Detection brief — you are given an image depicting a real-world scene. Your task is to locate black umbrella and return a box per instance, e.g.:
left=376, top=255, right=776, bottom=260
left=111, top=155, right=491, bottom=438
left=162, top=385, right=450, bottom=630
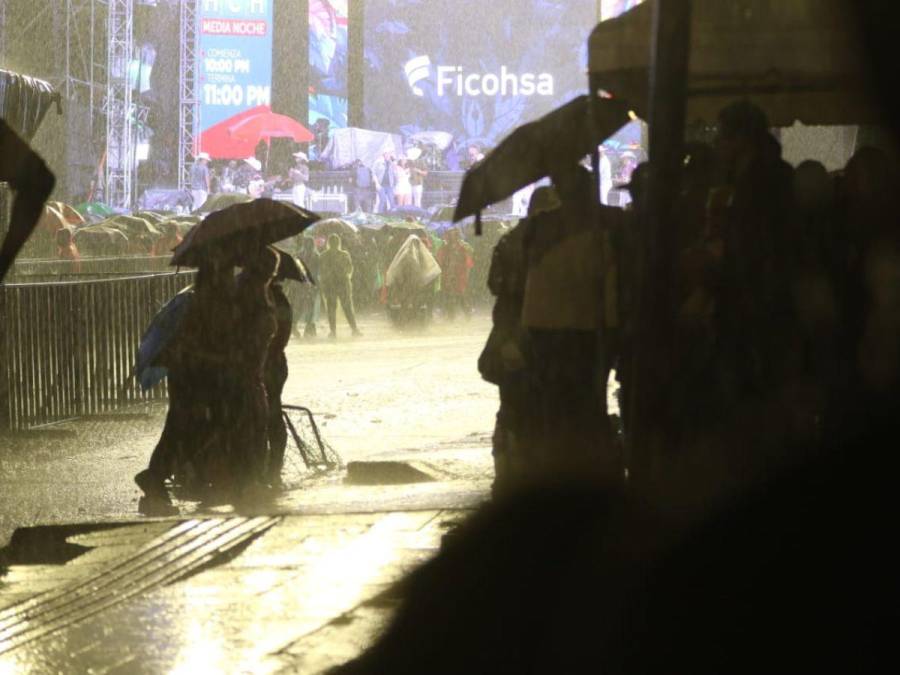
left=307, top=218, right=359, bottom=238
left=453, top=95, right=632, bottom=223
left=171, top=198, right=320, bottom=268
left=272, top=246, right=313, bottom=284
left=194, top=192, right=253, bottom=215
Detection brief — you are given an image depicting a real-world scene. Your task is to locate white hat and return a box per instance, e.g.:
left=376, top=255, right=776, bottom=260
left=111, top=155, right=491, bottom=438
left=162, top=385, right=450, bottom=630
left=292, top=151, right=309, bottom=162
left=244, top=157, right=262, bottom=171
left=406, top=147, right=423, bottom=161
left=197, top=152, right=210, bottom=161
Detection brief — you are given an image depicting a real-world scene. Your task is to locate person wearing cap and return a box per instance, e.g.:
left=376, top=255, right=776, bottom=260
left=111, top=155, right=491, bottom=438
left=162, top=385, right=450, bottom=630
left=191, top=152, right=211, bottom=210
left=290, top=151, right=310, bottom=208
left=233, top=157, right=261, bottom=193
left=244, top=157, right=265, bottom=198
left=408, top=147, right=428, bottom=208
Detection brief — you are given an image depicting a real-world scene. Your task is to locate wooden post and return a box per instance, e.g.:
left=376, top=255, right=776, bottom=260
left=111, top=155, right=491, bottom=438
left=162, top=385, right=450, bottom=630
left=625, top=0, right=692, bottom=484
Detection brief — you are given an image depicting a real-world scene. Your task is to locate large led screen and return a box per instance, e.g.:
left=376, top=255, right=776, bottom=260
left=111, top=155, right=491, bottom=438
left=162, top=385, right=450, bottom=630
left=310, top=0, right=350, bottom=134
left=198, top=0, right=274, bottom=159
left=363, top=0, right=596, bottom=164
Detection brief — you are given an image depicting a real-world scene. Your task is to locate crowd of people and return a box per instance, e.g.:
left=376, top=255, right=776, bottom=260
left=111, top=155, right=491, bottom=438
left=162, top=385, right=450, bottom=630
left=480, top=98, right=900, bottom=497
left=285, top=223, right=484, bottom=335
left=190, top=154, right=294, bottom=211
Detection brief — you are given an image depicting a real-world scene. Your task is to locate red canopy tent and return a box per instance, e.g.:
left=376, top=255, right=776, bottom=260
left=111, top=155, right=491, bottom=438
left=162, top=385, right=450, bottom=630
left=199, top=105, right=314, bottom=160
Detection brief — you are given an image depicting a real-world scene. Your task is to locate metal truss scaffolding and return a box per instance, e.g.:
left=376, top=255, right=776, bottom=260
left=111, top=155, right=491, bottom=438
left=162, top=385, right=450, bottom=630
left=65, top=0, right=106, bottom=140
left=179, top=0, right=200, bottom=192
left=105, top=0, right=134, bottom=210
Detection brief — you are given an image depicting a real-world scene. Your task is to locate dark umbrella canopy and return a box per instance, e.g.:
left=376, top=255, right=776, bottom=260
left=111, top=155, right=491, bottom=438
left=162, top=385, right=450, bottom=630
left=453, top=96, right=632, bottom=222
left=172, top=198, right=320, bottom=268
left=194, top=192, right=253, bottom=215
left=308, top=218, right=359, bottom=238
left=273, top=246, right=313, bottom=284
left=385, top=219, right=426, bottom=232
left=387, top=206, right=429, bottom=220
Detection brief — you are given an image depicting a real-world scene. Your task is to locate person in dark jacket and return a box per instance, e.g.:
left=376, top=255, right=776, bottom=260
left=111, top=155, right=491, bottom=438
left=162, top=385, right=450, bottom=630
left=265, top=255, right=294, bottom=487
left=223, top=247, right=279, bottom=493
left=135, top=253, right=236, bottom=506
left=479, top=187, right=558, bottom=496
left=297, top=237, right=321, bottom=338
left=319, top=233, right=361, bottom=338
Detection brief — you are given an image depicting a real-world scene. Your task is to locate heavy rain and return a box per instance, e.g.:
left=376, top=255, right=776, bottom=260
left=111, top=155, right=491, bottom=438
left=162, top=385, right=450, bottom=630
left=0, top=0, right=898, bottom=672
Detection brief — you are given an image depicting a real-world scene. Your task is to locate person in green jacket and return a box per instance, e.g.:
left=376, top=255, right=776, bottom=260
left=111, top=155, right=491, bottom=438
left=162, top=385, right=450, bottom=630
left=319, top=233, right=362, bottom=338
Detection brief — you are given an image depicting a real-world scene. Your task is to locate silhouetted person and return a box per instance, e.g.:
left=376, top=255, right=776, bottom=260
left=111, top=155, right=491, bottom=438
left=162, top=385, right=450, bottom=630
left=265, top=257, right=294, bottom=487
left=436, top=229, right=474, bottom=320
left=831, top=146, right=900, bottom=441
left=711, top=99, right=797, bottom=456
left=319, top=233, right=361, bottom=338
left=225, top=248, right=279, bottom=492
left=785, top=160, right=841, bottom=445
left=55, top=226, right=81, bottom=272
left=136, top=254, right=236, bottom=504
left=297, top=237, right=321, bottom=338
left=480, top=187, right=558, bottom=496
left=519, top=164, right=621, bottom=483
left=333, top=424, right=898, bottom=674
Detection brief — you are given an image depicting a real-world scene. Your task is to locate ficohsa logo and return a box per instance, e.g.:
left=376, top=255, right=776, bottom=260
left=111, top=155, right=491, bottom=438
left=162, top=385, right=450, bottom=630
left=404, top=55, right=554, bottom=98
left=404, top=56, right=432, bottom=97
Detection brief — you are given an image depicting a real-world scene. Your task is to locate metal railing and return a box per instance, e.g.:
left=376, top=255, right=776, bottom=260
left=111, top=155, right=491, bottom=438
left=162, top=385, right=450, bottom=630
left=0, top=270, right=195, bottom=431
left=6, top=255, right=174, bottom=281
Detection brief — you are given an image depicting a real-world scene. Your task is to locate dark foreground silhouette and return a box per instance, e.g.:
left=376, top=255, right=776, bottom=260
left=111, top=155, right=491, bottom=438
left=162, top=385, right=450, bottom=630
left=334, top=424, right=897, bottom=674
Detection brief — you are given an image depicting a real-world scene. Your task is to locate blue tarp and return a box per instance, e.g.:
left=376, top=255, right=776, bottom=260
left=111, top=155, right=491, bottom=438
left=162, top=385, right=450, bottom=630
left=136, top=288, right=194, bottom=390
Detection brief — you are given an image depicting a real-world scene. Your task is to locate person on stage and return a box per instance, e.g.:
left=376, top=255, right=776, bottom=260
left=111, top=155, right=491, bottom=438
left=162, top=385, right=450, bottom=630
left=290, top=151, right=310, bottom=208
left=373, top=152, right=397, bottom=213
left=394, top=159, right=413, bottom=207
left=190, top=152, right=211, bottom=210
left=410, top=152, right=429, bottom=208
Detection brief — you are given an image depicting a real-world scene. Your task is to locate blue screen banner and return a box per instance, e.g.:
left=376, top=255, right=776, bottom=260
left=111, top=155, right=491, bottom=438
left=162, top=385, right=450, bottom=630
left=198, top=0, right=274, bottom=158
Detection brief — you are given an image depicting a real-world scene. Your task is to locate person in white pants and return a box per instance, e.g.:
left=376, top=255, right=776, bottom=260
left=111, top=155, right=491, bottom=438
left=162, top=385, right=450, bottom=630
left=290, top=151, right=310, bottom=208
left=190, top=152, right=211, bottom=210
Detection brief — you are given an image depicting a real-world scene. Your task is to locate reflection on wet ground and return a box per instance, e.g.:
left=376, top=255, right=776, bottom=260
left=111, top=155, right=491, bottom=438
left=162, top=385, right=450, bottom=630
left=0, top=313, right=495, bottom=670
left=0, top=313, right=497, bottom=545
left=0, top=512, right=465, bottom=673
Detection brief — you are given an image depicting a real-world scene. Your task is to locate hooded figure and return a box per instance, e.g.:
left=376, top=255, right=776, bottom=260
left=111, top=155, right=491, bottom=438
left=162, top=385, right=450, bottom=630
left=385, top=234, right=442, bottom=324
left=319, top=233, right=361, bottom=338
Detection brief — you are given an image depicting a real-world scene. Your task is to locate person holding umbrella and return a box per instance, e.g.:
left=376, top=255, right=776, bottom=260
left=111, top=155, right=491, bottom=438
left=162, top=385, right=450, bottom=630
left=135, top=251, right=237, bottom=507
left=264, top=247, right=309, bottom=486
left=225, top=247, right=279, bottom=493
left=139, top=199, right=320, bottom=499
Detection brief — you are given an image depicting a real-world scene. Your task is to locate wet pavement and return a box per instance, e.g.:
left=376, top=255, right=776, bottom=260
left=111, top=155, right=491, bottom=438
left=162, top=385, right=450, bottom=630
left=0, top=312, right=496, bottom=671
left=0, top=312, right=497, bottom=546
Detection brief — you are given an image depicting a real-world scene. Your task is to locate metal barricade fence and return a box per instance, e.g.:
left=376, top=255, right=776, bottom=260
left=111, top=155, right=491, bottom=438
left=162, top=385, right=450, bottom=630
left=0, top=270, right=195, bottom=431
left=7, top=255, right=175, bottom=281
